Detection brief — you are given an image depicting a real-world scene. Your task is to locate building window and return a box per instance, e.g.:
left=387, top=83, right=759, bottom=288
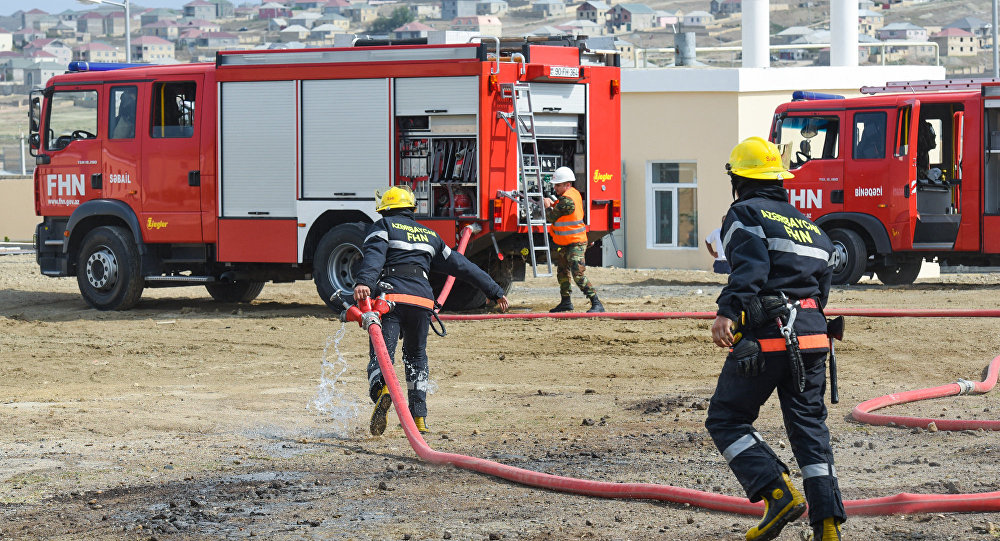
left=646, top=161, right=697, bottom=248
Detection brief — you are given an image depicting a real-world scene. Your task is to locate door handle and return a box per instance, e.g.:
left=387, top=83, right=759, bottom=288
left=188, top=170, right=200, bottom=187
left=91, top=173, right=102, bottom=190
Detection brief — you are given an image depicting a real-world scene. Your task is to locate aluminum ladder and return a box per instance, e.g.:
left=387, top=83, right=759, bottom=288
left=498, top=82, right=552, bottom=277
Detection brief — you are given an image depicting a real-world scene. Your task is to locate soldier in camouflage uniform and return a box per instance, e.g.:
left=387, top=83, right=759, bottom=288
left=543, top=167, right=604, bottom=313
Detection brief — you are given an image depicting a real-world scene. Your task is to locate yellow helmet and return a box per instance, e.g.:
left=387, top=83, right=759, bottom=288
left=375, top=185, right=416, bottom=212
left=726, top=136, right=794, bottom=180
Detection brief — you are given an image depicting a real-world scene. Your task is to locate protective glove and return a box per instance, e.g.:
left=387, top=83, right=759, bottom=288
left=729, top=338, right=763, bottom=377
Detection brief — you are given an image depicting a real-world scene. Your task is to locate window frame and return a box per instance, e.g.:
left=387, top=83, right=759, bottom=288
left=108, top=85, right=138, bottom=140
left=44, top=89, right=99, bottom=152
left=150, top=80, right=197, bottom=139
left=645, top=160, right=699, bottom=250
left=852, top=110, right=887, bottom=160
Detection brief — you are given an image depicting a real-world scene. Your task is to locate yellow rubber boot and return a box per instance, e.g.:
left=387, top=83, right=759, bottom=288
left=813, top=518, right=843, bottom=541
left=745, top=473, right=806, bottom=541
left=414, top=416, right=429, bottom=434
left=369, top=385, right=392, bottom=436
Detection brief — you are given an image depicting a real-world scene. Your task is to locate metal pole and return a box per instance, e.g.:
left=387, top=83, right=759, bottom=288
left=20, top=132, right=26, bottom=175
left=993, top=0, right=998, bottom=77
left=125, top=0, right=131, bottom=63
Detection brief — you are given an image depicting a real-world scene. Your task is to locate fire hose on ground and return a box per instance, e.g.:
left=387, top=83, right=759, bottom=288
left=341, top=296, right=1000, bottom=517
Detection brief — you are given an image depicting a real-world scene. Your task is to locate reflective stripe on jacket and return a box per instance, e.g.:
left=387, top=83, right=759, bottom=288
left=550, top=187, right=587, bottom=245
left=354, top=211, right=506, bottom=309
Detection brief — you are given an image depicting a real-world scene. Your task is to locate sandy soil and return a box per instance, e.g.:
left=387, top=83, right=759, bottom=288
left=1, top=253, right=999, bottom=541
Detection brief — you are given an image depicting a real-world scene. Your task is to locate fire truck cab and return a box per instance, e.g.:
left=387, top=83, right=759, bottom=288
left=770, top=81, right=1000, bottom=285
left=28, top=38, right=622, bottom=310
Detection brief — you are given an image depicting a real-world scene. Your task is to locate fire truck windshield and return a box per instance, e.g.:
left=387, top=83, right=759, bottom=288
left=776, top=115, right=840, bottom=169
left=46, top=90, right=98, bottom=151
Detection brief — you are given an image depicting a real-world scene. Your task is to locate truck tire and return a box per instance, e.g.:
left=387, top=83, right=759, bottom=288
left=205, top=280, right=265, bottom=303
left=314, top=223, right=366, bottom=310
left=76, top=225, right=144, bottom=311
left=828, top=228, right=867, bottom=286
left=435, top=254, right=513, bottom=311
left=876, top=258, right=921, bottom=286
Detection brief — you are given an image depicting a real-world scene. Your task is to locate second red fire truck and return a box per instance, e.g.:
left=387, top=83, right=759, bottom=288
left=771, top=80, right=1000, bottom=285
left=29, top=37, right=622, bottom=310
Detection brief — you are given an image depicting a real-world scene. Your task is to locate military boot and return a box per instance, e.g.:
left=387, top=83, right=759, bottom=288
left=369, top=385, right=392, bottom=436
left=549, top=296, right=573, bottom=313
left=745, top=473, right=806, bottom=541
left=812, top=518, right=843, bottom=541
left=587, top=295, right=605, bottom=313
left=414, top=416, right=429, bottom=434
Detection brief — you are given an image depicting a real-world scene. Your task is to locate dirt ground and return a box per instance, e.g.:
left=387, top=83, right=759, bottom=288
left=1, top=253, right=999, bottom=541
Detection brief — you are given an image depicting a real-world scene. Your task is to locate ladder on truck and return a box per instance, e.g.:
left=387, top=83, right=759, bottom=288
left=498, top=82, right=552, bottom=278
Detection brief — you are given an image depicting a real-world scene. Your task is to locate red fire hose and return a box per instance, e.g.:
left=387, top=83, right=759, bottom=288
left=438, top=308, right=1000, bottom=322
left=852, top=353, right=1000, bottom=431
left=434, top=224, right=479, bottom=312
left=344, top=298, right=1000, bottom=517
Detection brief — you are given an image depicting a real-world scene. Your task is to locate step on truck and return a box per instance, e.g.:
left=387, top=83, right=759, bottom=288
left=28, top=36, right=622, bottom=310
left=770, top=80, right=1000, bottom=285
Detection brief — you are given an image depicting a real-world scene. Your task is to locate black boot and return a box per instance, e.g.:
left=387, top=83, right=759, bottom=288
left=549, top=296, right=573, bottom=313
left=587, top=296, right=605, bottom=313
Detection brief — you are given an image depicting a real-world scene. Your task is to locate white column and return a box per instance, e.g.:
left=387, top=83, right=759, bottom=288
left=831, top=0, right=859, bottom=67
left=741, top=0, right=769, bottom=68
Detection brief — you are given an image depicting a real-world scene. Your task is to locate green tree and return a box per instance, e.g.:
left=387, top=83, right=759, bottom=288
left=368, top=7, right=415, bottom=34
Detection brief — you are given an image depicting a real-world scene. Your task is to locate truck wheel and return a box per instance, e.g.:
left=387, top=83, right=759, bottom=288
left=205, top=280, right=265, bottom=303
left=828, top=228, right=867, bottom=286
left=434, top=254, right=513, bottom=311
left=314, top=223, right=366, bottom=310
left=76, top=225, right=144, bottom=311
left=876, top=258, right=921, bottom=286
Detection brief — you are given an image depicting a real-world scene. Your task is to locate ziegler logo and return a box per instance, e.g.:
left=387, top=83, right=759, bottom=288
left=855, top=187, right=882, bottom=197
left=146, top=218, right=168, bottom=230
left=592, top=169, right=613, bottom=183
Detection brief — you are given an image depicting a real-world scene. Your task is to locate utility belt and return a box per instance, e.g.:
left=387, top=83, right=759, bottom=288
left=381, top=264, right=428, bottom=280
left=730, top=294, right=827, bottom=392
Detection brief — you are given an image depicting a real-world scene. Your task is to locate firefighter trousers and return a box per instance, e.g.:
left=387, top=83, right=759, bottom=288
left=705, top=348, right=846, bottom=526
left=367, top=303, right=431, bottom=419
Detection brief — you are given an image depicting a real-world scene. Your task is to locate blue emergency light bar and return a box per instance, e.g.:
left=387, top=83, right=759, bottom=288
left=792, top=90, right=845, bottom=101
left=68, top=61, right=150, bottom=72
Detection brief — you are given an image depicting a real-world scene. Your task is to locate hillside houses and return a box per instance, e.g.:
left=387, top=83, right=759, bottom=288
left=0, top=0, right=995, bottom=99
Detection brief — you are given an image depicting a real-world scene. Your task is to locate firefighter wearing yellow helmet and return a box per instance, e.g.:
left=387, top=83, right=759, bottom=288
left=354, top=185, right=509, bottom=436
left=705, top=137, right=845, bottom=541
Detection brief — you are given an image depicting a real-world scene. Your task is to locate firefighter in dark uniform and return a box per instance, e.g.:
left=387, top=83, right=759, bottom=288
left=543, top=166, right=605, bottom=313
left=354, top=186, right=509, bottom=436
left=705, top=137, right=845, bottom=541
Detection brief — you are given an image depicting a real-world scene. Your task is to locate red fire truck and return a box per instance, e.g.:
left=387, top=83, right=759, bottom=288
left=770, top=80, right=1000, bottom=286
left=28, top=38, right=622, bottom=310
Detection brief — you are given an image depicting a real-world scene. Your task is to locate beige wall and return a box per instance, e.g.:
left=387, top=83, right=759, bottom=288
left=0, top=177, right=37, bottom=242
left=622, top=91, right=737, bottom=270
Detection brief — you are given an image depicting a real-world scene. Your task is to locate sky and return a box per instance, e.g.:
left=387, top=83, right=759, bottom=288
left=1, top=0, right=245, bottom=16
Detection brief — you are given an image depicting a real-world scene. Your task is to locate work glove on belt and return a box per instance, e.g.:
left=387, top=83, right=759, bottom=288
left=740, top=295, right=807, bottom=391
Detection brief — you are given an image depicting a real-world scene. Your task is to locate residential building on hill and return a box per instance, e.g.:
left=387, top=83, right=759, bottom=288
left=931, top=27, right=978, bottom=57
left=610, top=4, right=656, bottom=33
left=131, top=35, right=175, bottom=62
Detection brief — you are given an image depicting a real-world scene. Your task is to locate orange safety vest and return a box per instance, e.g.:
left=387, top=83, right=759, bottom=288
left=550, top=187, right=588, bottom=245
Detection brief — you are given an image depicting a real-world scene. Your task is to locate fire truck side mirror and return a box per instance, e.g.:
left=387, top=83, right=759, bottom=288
left=28, top=95, right=41, bottom=156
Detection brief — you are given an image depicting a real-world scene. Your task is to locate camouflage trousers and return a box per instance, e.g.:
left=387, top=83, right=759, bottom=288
left=554, top=242, right=597, bottom=299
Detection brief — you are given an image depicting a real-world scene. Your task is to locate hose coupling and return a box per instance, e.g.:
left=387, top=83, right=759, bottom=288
left=955, top=378, right=975, bottom=395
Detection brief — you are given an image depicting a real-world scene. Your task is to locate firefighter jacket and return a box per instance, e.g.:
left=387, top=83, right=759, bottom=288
left=716, top=184, right=834, bottom=350
left=548, top=187, right=588, bottom=245
left=355, top=211, right=505, bottom=310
